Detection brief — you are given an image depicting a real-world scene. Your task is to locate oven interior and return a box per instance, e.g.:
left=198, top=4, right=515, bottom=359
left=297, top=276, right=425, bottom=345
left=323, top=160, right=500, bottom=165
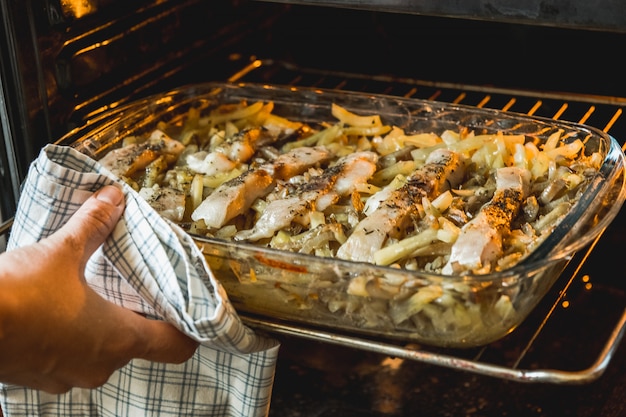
left=1, top=0, right=626, bottom=414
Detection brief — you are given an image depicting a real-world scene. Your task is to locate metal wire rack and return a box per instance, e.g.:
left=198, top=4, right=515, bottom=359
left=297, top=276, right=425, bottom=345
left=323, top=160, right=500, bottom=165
left=227, top=58, right=626, bottom=384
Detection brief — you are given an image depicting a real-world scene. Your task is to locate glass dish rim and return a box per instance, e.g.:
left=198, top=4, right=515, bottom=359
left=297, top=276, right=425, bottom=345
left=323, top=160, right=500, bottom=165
left=58, top=81, right=626, bottom=283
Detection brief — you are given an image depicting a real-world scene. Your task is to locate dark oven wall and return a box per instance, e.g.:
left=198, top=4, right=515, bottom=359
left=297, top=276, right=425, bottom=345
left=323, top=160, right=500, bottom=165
left=249, top=3, right=626, bottom=98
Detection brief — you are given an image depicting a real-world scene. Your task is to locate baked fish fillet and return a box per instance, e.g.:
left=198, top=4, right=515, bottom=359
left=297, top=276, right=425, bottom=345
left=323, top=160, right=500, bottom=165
left=337, top=148, right=466, bottom=263
left=186, top=127, right=285, bottom=176
left=235, top=151, right=379, bottom=242
left=442, top=166, right=531, bottom=275
left=191, top=146, right=333, bottom=229
left=99, top=130, right=185, bottom=177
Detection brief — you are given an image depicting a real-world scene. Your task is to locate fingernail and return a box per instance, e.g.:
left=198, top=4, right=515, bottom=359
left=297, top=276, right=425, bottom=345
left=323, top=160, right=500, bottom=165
left=95, top=185, right=124, bottom=206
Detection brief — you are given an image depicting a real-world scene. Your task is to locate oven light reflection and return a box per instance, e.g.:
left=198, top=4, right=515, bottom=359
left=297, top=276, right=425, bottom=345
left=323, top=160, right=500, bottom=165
left=61, top=0, right=96, bottom=19
left=380, top=356, right=404, bottom=371
left=582, top=274, right=593, bottom=290
left=561, top=275, right=594, bottom=309
left=373, top=357, right=405, bottom=414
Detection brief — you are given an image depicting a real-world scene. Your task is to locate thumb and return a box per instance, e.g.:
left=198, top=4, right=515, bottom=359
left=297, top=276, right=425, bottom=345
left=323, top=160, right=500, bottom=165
left=125, top=313, right=200, bottom=364
left=47, top=185, right=125, bottom=258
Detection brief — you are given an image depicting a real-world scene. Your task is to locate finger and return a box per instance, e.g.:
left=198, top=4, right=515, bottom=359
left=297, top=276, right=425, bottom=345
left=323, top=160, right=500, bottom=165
left=37, top=381, right=73, bottom=395
left=47, top=185, right=125, bottom=258
left=131, top=317, right=199, bottom=364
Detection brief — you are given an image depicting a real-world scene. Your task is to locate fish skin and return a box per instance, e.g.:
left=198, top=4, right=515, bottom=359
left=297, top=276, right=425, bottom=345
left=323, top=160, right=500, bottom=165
left=336, top=148, right=466, bottom=263
left=442, top=166, right=531, bottom=275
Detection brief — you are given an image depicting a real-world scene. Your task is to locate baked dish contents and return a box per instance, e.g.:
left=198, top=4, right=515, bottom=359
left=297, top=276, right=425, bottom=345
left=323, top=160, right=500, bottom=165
left=82, top=83, right=624, bottom=347
left=100, top=99, right=601, bottom=276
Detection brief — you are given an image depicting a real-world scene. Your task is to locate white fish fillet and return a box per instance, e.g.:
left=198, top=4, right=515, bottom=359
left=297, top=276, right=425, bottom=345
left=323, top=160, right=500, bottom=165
left=269, top=146, right=333, bottom=181
left=336, top=148, right=466, bottom=263
left=186, top=127, right=281, bottom=176
left=191, top=146, right=332, bottom=229
left=235, top=151, right=379, bottom=241
left=186, top=151, right=237, bottom=176
left=138, top=186, right=187, bottom=223
left=442, top=166, right=531, bottom=275
left=99, top=130, right=185, bottom=177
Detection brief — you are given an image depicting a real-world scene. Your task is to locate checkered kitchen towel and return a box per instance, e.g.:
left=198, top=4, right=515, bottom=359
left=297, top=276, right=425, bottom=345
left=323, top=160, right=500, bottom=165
left=2, top=144, right=280, bottom=417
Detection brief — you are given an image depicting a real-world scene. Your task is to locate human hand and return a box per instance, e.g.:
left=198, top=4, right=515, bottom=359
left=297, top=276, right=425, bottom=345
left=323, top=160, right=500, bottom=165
left=0, top=185, right=199, bottom=393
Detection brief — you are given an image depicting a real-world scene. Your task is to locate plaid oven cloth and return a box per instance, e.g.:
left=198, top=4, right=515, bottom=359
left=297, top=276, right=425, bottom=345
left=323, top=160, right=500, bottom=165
left=2, top=144, right=280, bottom=417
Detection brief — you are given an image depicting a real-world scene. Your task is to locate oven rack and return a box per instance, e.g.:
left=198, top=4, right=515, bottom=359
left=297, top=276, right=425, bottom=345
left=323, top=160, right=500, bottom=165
left=241, top=308, right=626, bottom=384
left=227, top=58, right=626, bottom=385
left=237, top=230, right=626, bottom=385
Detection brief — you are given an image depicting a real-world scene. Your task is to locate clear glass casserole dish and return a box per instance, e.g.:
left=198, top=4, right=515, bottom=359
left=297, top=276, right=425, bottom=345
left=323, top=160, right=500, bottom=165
left=58, top=82, right=626, bottom=348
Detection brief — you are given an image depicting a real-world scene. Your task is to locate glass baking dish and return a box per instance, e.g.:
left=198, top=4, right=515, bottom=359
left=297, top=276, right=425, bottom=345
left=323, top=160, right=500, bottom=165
left=59, top=82, right=626, bottom=348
